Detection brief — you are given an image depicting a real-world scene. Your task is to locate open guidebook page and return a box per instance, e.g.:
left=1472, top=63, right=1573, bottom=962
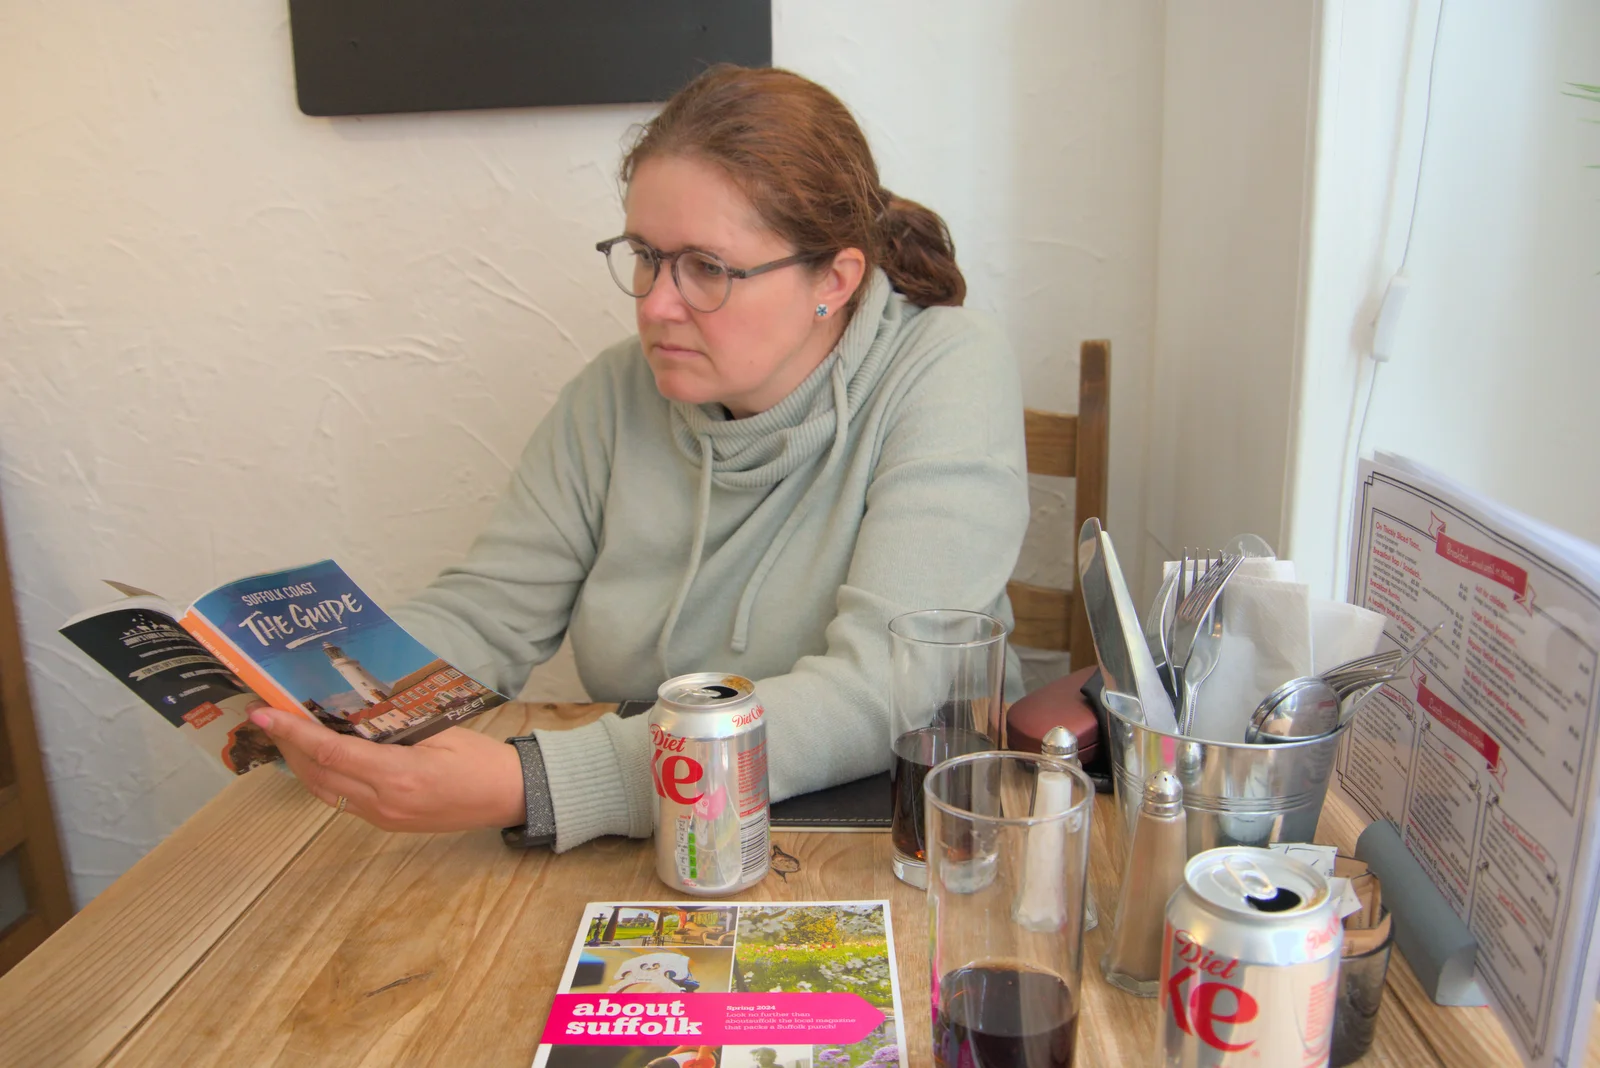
left=61, top=559, right=505, bottom=773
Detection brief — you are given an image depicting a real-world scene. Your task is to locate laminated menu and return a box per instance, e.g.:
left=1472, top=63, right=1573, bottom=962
left=1339, top=453, right=1600, bottom=1067
left=60, top=560, right=505, bottom=773
left=533, top=900, right=906, bottom=1068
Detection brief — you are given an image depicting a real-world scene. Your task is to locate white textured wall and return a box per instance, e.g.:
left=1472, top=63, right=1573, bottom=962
left=1283, top=0, right=1600, bottom=594
left=1, top=0, right=1163, bottom=905
left=1138, top=0, right=1320, bottom=601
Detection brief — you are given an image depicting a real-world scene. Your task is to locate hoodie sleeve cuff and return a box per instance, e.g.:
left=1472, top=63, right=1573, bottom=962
left=533, top=714, right=656, bottom=851
left=500, top=734, right=558, bottom=848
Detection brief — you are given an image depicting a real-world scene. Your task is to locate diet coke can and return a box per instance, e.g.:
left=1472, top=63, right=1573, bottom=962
left=648, top=673, right=770, bottom=896
left=1160, top=847, right=1342, bottom=1067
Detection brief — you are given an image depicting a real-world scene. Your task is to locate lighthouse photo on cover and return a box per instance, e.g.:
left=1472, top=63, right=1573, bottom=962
left=191, top=559, right=506, bottom=744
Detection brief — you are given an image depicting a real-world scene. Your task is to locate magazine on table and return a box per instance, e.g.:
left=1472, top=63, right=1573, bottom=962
left=1338, top=453, right=1600, bottom=1067
left=533, top=900, right=906, bottom=1068
left=60, top=559, right=506, bottom=774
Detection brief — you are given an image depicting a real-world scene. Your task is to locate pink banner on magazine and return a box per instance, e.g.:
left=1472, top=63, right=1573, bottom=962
left=541, top=992, right=885, bottom=1045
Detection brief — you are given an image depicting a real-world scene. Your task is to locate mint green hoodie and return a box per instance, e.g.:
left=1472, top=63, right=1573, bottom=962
left=391, top=270, right=1028, bottom=850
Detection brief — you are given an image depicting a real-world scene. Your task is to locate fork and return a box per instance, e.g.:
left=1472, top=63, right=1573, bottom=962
left=1166, top=548, right=1203, bottom=679
left=1165, top=548, right=1202, bottom=699
left=1171, top=550, right=1244, bottom=734
left=1168, top=549, right=1215, bottom=677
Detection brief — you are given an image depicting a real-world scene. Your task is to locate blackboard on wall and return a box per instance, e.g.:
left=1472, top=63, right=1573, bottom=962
left=288, top=1, right=772, bottom=117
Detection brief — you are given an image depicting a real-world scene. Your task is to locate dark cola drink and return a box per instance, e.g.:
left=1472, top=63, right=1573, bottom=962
left=889, top=725, right=993, bottom=863
left=933, top=964, right=1079, bottom=1068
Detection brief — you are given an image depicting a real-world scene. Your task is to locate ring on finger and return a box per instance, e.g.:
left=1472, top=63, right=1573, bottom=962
left=334, top=794, right=348, bottom=815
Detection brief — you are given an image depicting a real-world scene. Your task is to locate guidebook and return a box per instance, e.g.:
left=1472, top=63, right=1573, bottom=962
left=60, top=560, right=506, bottom=774
left=534, top=900, right=906, bottom=1068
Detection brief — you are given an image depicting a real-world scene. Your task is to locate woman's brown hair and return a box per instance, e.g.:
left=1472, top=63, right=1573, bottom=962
left=620, top=65, right=966, bottom=310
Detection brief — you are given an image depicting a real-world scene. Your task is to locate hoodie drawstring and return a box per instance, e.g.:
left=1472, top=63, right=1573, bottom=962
left=658, top=432, right=715, bottom=675
left=729, top=361, right=852, bottom=653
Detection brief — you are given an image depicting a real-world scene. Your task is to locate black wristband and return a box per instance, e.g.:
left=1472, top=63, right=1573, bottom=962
left=501, top=734, right=558, bottom=848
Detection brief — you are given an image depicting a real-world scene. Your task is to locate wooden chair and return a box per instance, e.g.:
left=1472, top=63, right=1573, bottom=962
left=0, top=494, right=75, bottom=976
left=1006, top=339, right=1110, bottom=670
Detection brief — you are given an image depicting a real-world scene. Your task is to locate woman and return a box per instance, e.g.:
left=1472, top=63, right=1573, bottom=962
left=248, top=65, right=1029, bottom=851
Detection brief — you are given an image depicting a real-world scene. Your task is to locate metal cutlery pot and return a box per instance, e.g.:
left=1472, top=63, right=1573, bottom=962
left=1106, top=697, right=1350, bottom=857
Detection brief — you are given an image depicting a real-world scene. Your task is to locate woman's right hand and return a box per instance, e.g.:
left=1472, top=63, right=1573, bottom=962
left=248, top=706, right=527, bottom=833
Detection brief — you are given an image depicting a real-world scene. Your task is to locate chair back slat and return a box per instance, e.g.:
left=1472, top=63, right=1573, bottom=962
left=1007, top=580, right=1072, bottom=652
left=1011, top=339, right=1110, bottom=671
left=1022, top=409, right=1077, bottom=479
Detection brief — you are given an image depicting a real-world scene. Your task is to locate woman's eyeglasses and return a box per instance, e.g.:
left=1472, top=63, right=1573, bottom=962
left=596, top=235, right=814, bottom=313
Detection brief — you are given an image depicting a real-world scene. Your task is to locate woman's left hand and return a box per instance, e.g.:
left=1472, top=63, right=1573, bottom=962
left=248, top=706, right=527, bottom=833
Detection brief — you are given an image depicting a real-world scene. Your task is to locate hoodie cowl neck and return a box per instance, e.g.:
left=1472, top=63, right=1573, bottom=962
left=667, top=269, right=900, bottom=490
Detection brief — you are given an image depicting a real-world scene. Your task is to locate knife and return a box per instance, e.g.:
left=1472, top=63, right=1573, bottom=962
left=1077, top=518, right=1181, bottom=734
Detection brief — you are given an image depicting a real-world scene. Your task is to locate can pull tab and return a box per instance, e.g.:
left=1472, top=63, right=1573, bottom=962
left=687, top=685, right=740, bottom=700
left=1221, top=856, right=1276, bottom=898
left=1221, top=856, right=1303, bottom=913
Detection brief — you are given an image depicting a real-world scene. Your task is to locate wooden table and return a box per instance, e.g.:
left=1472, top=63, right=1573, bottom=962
left=0, top=702, right=1593, bottom=1066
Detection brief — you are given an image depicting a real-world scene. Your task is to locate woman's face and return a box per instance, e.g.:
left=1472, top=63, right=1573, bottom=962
left=624, top=154, right=862, bottom=418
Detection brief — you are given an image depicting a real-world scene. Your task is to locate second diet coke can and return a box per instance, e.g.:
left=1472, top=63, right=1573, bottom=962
left=1160, top=847, right=1342, bottom=1067
left=648, top=673, right=770, bottom=896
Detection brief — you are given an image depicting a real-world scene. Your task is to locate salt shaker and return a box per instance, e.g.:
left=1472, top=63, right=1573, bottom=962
left=1101, top=769, right=1186, bottom=996
left=1011, top=728, right=1087, bottom=931
left=1039, top=726, right=1097, bottom=931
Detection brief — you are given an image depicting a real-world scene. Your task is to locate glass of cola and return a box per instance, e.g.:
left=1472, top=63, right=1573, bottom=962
left=926, top=750, right=1094, bottom=1068
left=887, top=609, right=1006, bottom=888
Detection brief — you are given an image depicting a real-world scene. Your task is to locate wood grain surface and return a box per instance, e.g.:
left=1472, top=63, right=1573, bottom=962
left=1007, top=579, right=1074, bottom=652
left=0, top=765, right=335, bottom=1065
left=1069, top=340, right=1110, bottom=673
left=0, top=488, right=76, bottom=975
left=1, top=700, right=1594, bottom=1066
left=1022, top=408, right=1079, bottom=480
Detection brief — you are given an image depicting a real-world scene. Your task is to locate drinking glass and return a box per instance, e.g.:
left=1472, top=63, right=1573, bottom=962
left=1330, top=907, right=1393, bottom=1067
left=888, top=609, right=1006, bottom=888
left=926, top=751, right=1094, bottom=1068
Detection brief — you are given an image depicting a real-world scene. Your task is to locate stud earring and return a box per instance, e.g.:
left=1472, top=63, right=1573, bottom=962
left=815, top=304, right=829, bottom=318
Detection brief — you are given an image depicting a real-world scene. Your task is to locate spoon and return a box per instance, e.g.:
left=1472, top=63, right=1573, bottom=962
left=1245, top=678, right=1343, bottom=743
left=1224, top=532, right=1277, bottom=559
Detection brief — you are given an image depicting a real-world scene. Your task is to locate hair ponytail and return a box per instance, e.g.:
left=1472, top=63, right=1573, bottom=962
left=623, top=66, right=967, bottom=313
left=878, top=190, right=966, bottom=307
